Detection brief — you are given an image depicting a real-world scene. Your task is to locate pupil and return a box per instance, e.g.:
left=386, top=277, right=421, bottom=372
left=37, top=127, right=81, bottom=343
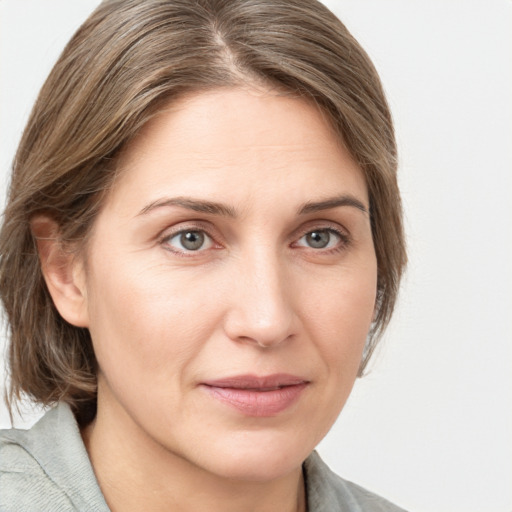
left=307, top=230, right=329, bottom=248
left=181, top=231, right=204, bottom=250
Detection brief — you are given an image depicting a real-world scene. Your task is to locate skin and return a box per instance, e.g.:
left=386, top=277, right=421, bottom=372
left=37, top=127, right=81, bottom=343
left=37, top=86, right=377, bottom=512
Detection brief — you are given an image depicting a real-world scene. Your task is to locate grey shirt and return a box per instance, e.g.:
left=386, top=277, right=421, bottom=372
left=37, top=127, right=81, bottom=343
left=1, top=403, right=407, bottom=511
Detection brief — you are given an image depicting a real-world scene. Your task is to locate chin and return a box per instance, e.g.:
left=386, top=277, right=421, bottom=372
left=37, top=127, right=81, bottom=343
left=193, top=430, right=315, bottom=482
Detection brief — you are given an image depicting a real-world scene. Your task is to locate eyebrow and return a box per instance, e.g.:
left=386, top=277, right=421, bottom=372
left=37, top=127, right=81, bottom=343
left=298, top=195, right=369, bottom=215
left=137, top=194, right=368, bottom=218
left=137, top=197, right=237, bottom=217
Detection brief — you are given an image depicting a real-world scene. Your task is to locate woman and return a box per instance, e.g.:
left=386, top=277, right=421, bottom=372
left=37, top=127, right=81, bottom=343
left=0, top=1, right=407, bottom=510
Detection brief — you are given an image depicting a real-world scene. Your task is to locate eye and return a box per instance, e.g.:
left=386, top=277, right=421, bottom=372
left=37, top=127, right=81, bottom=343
left=164, top=230, right=213, bottom=252
left=295, top=229, right=343, bottom=250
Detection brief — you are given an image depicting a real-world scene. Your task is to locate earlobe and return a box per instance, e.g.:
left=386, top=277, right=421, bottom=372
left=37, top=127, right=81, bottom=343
left=31, top=215, right=89, bottom=328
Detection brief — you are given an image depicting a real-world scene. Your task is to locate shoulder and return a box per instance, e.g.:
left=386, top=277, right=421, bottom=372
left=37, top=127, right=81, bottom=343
left=0, top=403, right=109, bottom=512
left=304, top=451, right=408, bottom=512
left=0, top=410, right=78, bottom=511
left=0, top=429, right=76, bottom=511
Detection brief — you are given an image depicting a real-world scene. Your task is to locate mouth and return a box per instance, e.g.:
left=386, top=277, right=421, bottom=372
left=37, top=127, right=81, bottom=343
left=200, top=374, right=310, bottom=417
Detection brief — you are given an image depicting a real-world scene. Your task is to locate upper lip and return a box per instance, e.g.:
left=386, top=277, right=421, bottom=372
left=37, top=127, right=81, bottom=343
left=201, top=374, right=309, bottom=390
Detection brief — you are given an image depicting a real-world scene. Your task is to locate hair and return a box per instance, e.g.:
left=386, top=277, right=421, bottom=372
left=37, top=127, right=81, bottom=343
left=0, top=0, right=406, bottom=424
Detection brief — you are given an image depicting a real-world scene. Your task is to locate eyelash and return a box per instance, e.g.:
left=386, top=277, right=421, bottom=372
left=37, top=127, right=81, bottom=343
left=159, top=223, right=219, bottom=257
left=294, top=226, right=350, bottom=255
left=158, top=223, right=351, bottom=257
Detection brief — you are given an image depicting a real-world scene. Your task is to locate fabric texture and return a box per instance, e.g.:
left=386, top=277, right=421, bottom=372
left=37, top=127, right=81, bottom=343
left=1, top=403, right=407, bottom=511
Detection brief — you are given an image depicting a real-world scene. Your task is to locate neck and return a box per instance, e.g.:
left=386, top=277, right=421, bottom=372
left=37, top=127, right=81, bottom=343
left=81, top=397, right=307, bottom=512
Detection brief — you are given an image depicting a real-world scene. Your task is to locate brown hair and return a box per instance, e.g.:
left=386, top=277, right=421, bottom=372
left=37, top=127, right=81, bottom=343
left=0, top=0, right=406, bottom=423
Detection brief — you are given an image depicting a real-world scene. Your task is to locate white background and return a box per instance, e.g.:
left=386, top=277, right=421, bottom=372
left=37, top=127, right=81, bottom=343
left=1, top=1, right=511, bottom=511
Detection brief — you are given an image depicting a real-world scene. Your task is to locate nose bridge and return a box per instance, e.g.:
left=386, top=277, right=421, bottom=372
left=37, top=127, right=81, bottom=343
left=224, top=244, right=295, bottom=347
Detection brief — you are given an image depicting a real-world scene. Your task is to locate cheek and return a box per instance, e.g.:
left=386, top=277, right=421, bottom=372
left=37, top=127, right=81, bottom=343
left=304, top=261, right=376, bottom=405
left=84, top=253, right=221, bottom=388
left=293, top=261, right=377, bottom=441
left=302, top=260, right=377, bottom=344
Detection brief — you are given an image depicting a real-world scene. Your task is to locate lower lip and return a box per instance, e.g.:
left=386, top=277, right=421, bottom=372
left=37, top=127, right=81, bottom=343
left=201, top=383, right=308, bottom=417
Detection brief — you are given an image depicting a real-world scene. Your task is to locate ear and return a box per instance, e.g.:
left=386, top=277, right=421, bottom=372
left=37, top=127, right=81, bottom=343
left=31, top=215, right=89, bottom=328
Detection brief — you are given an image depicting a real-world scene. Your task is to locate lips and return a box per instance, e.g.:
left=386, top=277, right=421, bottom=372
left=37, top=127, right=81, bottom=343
left=200, top=374, right=309, bottom=417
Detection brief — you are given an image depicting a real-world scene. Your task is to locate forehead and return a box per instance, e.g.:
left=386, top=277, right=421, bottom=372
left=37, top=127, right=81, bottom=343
left=108, top=87, right=368, bottom=214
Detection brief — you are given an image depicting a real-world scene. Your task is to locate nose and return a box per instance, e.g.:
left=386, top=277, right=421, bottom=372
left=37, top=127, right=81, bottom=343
left=222, top=251, right=297, bottom=348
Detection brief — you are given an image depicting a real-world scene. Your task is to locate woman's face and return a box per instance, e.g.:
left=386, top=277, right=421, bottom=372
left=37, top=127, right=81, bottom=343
left=79, top=87, right=377, bottom=481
